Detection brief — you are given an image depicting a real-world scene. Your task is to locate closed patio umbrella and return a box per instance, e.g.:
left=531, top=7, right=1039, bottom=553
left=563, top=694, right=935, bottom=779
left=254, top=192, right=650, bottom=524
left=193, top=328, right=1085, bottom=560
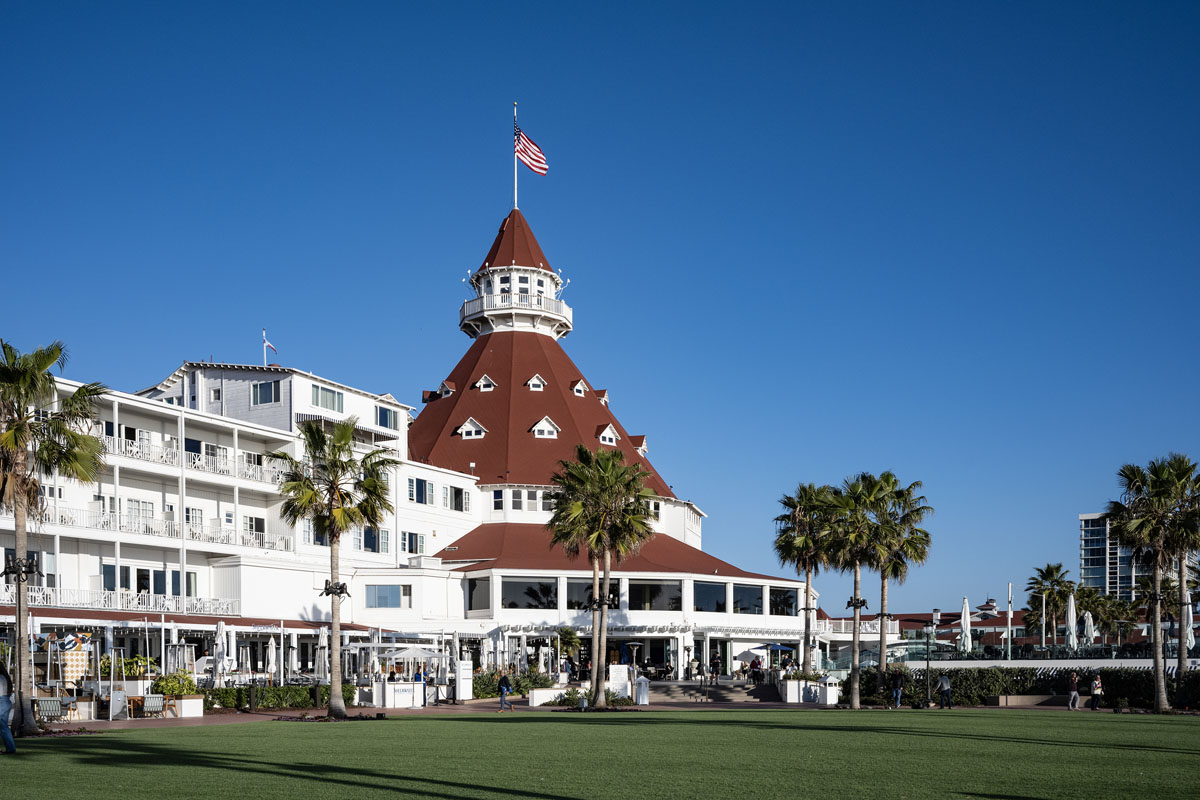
left=214, top=620, right=227, bottom=686
left=1185, top=602, right=1195, bottom=651
left=266, top=636, right=277, bottom=680
left=316, top=627, right=329, bottom=682
left=1065, top=594, right=1078, bottom=651
left=1082, top=611, right=1096, bottom=645
left=957, top=597, right=972, bottom=654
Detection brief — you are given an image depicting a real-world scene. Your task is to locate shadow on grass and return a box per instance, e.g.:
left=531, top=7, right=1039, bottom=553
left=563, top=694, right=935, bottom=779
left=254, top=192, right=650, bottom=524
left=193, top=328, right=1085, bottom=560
left=29, top=734, right=562, bottom=800
left=425, top=710, right=1200, bottom=757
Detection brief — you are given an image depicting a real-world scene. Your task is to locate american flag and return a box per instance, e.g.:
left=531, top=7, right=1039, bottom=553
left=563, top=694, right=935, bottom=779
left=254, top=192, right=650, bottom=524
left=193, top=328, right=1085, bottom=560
left=515, top=123, right=548, bottom=175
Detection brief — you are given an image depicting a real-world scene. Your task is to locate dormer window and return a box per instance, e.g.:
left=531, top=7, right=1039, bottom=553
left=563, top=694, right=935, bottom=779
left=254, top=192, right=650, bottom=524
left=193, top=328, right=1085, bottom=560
left=457, top=418, right=488, bottom=439
left=474, top=374, right=497, bottom=392
left=531, top=416, right=561, bottom=439
left=439, top=381, right=456, bottom=398
left=571, top=380, right=588, bottom=397
left=596, top=424, right=620, bottom=446
left=596, top=390, right=610, bottom=406
left=526, top=374, right=547, bottom=392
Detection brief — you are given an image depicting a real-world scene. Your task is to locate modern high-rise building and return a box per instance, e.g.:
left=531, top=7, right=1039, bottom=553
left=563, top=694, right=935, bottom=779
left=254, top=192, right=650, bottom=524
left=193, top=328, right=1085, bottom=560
left=1079, top=512, right=1198, bottom=602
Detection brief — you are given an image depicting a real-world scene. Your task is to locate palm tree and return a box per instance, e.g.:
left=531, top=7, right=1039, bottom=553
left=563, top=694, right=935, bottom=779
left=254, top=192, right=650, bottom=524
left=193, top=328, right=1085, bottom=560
left=0, top=340, right=105, bottom=735
left=1167, top=513, right=1200, bottom=683
left=869, top=474, right=932, bottom=676
left=269, top=419, right=398, bottom=719
left=774, top=483, right=835, bottom=675
left=825, top=472, right=891, bottom=709
left=1024, top=563, right=1074, bottom=647
left=1106, top=453, right=1200, bottom=713
left=548, top=444, right=653, bottom=708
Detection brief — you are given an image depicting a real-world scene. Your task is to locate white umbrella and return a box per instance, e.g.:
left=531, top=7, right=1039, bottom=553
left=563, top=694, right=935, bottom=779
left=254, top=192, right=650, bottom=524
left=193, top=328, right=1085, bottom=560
left=1082, top=611, right=1096, bottom=645
left=957, top=597, right=972, bottom=653
left=369, top=629, right=382, bottom=677
left=384, top=646, right=445, bottom=660
left=316, top=627, right=329, bottom=682
left=266, top=636, right=277, bottom=678
left=214, top=621, right=227, bottom=685
left=226, top=628, right=238, bottom=674
left=1185, top=602, right=1195, bottom=651
left=1065, top=594, right=1078, bottom=651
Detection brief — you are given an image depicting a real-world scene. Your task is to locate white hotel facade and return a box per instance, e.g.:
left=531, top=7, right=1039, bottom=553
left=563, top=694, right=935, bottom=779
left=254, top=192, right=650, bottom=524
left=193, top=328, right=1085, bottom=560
left=3, top=208, right=894, bottom=678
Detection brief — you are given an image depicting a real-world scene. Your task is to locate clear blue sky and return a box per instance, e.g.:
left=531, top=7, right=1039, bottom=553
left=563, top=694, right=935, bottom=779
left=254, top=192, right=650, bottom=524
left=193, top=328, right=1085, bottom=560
left=4, top=2, right=1199, bottom=614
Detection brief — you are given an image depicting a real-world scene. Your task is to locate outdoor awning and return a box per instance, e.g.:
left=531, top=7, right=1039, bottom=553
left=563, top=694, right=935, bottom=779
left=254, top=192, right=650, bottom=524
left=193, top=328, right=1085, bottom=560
left=294, top=412, right=399, bottom=442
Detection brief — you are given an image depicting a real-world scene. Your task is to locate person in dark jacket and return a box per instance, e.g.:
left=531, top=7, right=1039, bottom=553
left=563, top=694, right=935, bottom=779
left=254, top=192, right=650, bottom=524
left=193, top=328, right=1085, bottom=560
left=0, top=661, right=15, bottom=754
left=498, top=669, right=514, bottom=712
left=890, top=670, right=907, bottom=708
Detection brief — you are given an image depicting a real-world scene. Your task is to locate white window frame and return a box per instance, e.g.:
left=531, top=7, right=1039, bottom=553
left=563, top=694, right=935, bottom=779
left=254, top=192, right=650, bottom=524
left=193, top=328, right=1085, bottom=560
left=526, top=374, right=547, bottom=392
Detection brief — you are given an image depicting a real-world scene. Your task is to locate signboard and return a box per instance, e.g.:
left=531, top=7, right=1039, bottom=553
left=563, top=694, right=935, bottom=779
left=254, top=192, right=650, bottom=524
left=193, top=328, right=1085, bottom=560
left=455, top=660, right=474, bottom=701
left=608, top=664, right=630, bottom=698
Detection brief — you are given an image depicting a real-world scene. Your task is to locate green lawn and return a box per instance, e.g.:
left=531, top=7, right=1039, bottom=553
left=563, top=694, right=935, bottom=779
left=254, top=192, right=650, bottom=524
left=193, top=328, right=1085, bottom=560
left=12, top=709, right=1199, bottom=799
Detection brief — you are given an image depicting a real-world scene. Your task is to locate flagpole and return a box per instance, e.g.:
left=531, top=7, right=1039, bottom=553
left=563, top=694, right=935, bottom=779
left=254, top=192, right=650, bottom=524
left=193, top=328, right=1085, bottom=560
left=262, top=329, right=267, bottom=367
left=513, top=102, right=518, bottom=210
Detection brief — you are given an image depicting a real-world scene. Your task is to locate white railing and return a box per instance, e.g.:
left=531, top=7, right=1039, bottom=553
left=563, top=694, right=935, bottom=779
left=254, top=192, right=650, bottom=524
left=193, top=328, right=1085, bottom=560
left=0, top=584, right=240, bottom=616
left=460, top=293, right=573, bottom=324
left=3, top=506, right=293, bottom=553
left=188, top=452, right=233, bottom=476
left=103, top=436, right=180, bottom=467
left=237, top=458, right=286, bottom=484
left=817, top=619, right=901, bottom=635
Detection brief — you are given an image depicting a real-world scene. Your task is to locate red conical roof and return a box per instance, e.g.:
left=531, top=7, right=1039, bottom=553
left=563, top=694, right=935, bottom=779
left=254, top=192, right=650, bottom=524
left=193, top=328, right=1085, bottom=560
left=478, top=209, right=553, bottom=273
left=408, top=331, right=674, bottom=497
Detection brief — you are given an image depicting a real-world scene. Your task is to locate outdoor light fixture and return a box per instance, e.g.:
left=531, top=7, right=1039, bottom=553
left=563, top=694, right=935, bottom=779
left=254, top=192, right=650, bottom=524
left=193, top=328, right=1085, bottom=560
left=320, top=580, right=350, bottom=597
left=3, top=552, right=44, bottom=729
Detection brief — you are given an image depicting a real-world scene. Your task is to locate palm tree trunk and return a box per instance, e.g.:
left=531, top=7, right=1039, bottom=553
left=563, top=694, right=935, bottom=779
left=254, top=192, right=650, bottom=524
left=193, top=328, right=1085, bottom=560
left=595, top=550, right=612, bottom=708
left=13, top=464, right=37, bottom=736
left=850, top=561, right=861, bottom=710
left=328, top=537, right=347, bottom=719
left=1152, top=563, right=1169, bottom=712
left=1178, top=557, right=1189, bottom=696
left=801, top=565, right=812, bottom=675
left=589, top=555, right=600, bottom=703
left=878, top=573, right=889, bottom=677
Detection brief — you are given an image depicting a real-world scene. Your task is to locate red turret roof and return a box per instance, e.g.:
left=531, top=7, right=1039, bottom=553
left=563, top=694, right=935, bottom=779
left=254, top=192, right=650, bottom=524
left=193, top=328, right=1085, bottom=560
left=478, top=208, right=553, bottom=273
left=408, top=331, right=675, bottom=497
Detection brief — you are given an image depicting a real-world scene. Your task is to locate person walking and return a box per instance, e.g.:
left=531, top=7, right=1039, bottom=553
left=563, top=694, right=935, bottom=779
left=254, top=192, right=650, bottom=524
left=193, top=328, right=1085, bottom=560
left=1067, top=672, right=1080, bottom=711
left=709, top=651, right=721, bottom=686
left=497, top=669, right=513, bottom=713
left=936, top=673, right=952, bottom=709
left=0, top=661, right=16, bottom=755
left=891, top=670, right=907, bottom=709
left=1089, top=674, right=1103, bottom=711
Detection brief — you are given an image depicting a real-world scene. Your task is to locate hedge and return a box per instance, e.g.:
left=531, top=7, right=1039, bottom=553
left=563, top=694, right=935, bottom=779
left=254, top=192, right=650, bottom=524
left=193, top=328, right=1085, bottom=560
left=856, top=665, right=1200, bottom=709
left=203, top=684, right=356, bottom=711
left=471, top=669, right=556, bottom=698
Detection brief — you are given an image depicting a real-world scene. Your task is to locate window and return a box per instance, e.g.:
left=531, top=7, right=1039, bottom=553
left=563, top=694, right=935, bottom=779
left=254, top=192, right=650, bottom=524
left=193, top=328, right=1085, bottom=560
left=493, top=489, right=503, bottom=510
left=501, top=578, right=557, bottom=609
left=376, top=406, right=399, bottom=430
left=511, top=489, right=523, bottom=511
left=443, top=486, right=468, bottom=512
left=541, top=492, right=555, bottom=512
left=694, top=581, right=727, bottom=613
left=458, top=418, right=487, bottom=439
left=209, top=388, right=221, bottom=403
left=475, top=375, right=496, bottom=392
left=532, top=416, right=560, bottom=439
left=526, top=374, right=546, bottom=392
left=597, top=424, right=619, bottom=446
left=171, top=571, right=198, bottom=597
left=401, top=532, right=425, bottom=555
left=304, top=519, right=328, bottom=547
left=770, top=587, right=799, bottom=616
left=243, top=516, right=266, bottom=534
left=526, top=490, right=537, bottom=509
left=733, top=584, right=764, bottom=615
left=366, top=585, right=412, bottom=609
left=252, top=380, right=280, bottom=405
left=357, top=527, right=387, bottom=553
left=101, top=564, right=131, bottom=592
left=566, top=579, right=618, bottom=610
left=468, top=578, right=491, bottom=611
left=408, top=478, right=434, bottom=504
left=629, top=580, right=682, bottom=611
left=312, top=385, right=344, bottom=412
left=646, top=500, right=661, bottom=520
left=572, top=380, right=587, bottom=397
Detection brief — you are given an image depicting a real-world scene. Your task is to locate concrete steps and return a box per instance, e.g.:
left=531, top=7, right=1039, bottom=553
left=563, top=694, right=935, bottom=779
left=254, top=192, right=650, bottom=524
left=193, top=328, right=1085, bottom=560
left=648, top=680, right=781, bottom=703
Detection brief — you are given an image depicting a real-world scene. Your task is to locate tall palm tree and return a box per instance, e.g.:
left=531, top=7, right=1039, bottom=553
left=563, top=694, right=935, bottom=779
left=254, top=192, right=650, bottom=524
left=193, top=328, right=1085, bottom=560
left=548, top=444, right=653, bottom=708
left=1167, top=514, right=1200, bottom=683
left=0, top=340, right=105, bottom=735
left=869, top=474, right=932, bottom=676
left=774, top=483, right=834, bottom=674
left=269, top=419, right=398, bottom=719
left=1024, top=563, right=1074, bottom=647
left=825, top=472, right=891, bottom=709
left=1106, top=453, right=1200, bottom=713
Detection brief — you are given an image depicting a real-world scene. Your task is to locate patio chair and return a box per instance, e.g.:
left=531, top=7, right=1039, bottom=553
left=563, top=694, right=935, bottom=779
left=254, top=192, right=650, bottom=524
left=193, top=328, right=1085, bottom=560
left=141, top=694, right=166, bottom=719
left=36, top=697, right=66, bottom=723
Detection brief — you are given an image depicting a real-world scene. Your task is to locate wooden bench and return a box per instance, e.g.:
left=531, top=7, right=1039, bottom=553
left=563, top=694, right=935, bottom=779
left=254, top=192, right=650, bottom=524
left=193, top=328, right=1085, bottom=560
left=35, top=697, right=67, bottom=723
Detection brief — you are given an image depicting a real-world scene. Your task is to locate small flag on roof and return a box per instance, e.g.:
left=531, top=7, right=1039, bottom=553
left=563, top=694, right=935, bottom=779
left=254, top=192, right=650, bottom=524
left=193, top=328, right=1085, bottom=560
left=515, top=122, right=548, bottom=176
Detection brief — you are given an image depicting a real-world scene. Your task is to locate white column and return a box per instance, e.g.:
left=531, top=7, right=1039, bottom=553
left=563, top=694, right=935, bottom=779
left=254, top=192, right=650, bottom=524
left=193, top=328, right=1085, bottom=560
left=114, top=541, right=122, bottom=596
left=53, top=534, right=61, bottom=590
left=178, top=409, right=187, bottom=611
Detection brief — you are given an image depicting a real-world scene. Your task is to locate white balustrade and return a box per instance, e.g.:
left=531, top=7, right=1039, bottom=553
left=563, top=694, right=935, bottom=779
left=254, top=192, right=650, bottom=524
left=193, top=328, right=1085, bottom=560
left=103, top=435, right=180, bottom=467
left=0, top=583, right=237, bottom=616
left=460, top=293, right=573, bottom=324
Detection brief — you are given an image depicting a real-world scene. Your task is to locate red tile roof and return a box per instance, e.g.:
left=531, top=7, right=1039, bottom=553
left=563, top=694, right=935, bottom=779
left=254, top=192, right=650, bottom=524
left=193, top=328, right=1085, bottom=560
left=408, top=331, right=675, bottom=496
left=478, top=208, right=553, bottom=273
left=435, top=523, right=794, bottom=582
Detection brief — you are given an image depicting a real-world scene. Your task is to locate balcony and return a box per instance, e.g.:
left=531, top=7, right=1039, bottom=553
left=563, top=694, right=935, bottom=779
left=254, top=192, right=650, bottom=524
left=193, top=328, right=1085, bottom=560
left=103, top=435, right=180, bottom=467
left=0, top=583, right=240, bottom=616
left=815, top=619, right=900, bottom=635
left=100, top=436, right=283, bottom=485
left=4, top=506, right=294, bottom=553
left=459, top=293, right=573, bottom=326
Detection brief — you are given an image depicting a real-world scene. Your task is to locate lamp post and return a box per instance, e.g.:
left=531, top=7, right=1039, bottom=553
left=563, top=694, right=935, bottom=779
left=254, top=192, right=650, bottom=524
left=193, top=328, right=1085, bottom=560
left=3, top=552, right=43, bottom=733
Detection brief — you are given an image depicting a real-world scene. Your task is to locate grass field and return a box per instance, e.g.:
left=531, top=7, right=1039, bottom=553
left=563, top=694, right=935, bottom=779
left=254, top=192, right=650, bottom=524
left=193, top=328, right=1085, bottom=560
left=10, top=709, right=1199, bottom=799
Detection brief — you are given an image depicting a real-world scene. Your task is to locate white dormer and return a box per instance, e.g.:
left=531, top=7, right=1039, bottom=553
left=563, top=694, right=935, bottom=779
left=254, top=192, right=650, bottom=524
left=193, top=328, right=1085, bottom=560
left=596, top=423, right=620, bottom=446
left=474, top=374, right=497, bottom=392
left=595, top=389, right=610, bottom=406
left=457, top=417, right=488, bottom=439
left=531, top=416, right=561, bottom=439
left=526, top=374, right=548, bottom=392
left=439, top=381, right=456, bottom=398
left=571, top=379, right=588, bottom=397
left=630, top=435, right=648, bottom=456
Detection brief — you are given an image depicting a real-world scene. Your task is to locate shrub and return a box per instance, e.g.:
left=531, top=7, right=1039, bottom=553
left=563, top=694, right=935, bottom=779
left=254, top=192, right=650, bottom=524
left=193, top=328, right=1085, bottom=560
left=151, top=670, right=199, bottom=696
left=202, top=684, right=355, bottom=711
left=471, top=668, right=553, bottom=698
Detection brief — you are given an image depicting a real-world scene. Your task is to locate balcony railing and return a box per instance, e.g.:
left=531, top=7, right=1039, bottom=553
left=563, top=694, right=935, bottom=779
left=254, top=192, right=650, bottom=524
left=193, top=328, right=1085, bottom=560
left=3, top=506, right=293, bottom=553
left=0, top=583, right=240, bottom=616
left=816, top=619, right=900, bottom=635
left=99, top=435, right=282, bottom=485
left=460, top=293, right=573, bottom=325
